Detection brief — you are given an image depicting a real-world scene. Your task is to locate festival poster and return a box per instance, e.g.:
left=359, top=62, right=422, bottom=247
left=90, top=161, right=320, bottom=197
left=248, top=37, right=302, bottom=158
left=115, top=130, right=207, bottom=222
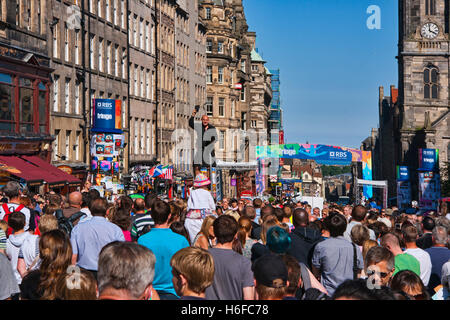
left=418, top=171, right=441, bottom=210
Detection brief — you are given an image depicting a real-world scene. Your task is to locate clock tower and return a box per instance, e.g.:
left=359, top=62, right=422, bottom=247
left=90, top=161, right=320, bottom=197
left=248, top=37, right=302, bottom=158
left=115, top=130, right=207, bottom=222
left=397, top=0, right=450, bottom=197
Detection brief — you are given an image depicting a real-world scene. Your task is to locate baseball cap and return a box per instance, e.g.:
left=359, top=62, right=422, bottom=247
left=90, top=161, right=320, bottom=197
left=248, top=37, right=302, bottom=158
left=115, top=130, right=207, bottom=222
left=252, top=254, right=288, bottom=288
left=385, top=208, right=393, bottom=216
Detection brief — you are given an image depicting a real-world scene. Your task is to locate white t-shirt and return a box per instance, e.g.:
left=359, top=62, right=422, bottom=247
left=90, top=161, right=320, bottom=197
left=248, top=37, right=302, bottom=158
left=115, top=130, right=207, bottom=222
left=0, top=203, right=31, bottom=231
left=187, top=188, right=216, bottom=211
left=405, top=247, right=432, bottom=286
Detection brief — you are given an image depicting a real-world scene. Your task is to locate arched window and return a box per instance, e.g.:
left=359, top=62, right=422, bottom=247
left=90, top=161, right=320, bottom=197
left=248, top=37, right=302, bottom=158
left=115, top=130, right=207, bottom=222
left=425, top=0, right=436, bottom=15
left=424, top=65, right=439, bottom=99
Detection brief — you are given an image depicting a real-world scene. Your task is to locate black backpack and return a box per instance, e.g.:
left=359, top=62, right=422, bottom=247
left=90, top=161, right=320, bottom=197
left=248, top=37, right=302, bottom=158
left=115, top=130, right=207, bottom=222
left=55, top=209, right=86, bottom=236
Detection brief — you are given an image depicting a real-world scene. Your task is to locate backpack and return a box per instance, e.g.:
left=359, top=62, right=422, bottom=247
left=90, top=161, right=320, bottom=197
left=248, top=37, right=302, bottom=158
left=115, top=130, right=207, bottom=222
left=2, top=203, right=25, bottom=237
left=54, top=209, right=86, bottom=236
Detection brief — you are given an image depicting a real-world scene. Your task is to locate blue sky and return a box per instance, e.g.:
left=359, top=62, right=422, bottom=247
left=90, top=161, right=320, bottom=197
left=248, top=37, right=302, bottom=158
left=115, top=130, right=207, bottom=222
left=244, top=0, right=398, bottom=149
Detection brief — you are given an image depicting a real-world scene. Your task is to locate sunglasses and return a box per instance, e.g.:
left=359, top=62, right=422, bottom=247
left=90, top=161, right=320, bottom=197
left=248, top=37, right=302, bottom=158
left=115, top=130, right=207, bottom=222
left=366, top=269, right=392, bottom=279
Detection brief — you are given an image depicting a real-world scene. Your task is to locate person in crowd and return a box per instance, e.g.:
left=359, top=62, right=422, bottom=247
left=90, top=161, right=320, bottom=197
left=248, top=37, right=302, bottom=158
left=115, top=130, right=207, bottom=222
left=70, top=198, right=125, bottom=278
left=344, top=205, right=376, bottom=242
left=364, top=246, right=395, bottom=287
left=97, top=241, right=157, bottom=300
left=185, top=174, right=216, bottom=245
left=266, top=226, right=292, bottom=255
left=390, top=270, right=430, bottom=300
left=138, top=200, right=189, bottom=300
left=0, top=251, right=20, bottom=300
left=350, top=224, right=370, bottom=252
left=0, top=224, right=6, bottom=256
left=205, top=215, right=254, bottom=300
left=311, top=212, right=364, bottom=296
left=20, top=229, right=73, bottom=300
left=253, top=198, right=263, bottom=223
left=109, top=207, right=132, bottom=242
left=242, top=205, right=260, bottom=240
left=170, top=247, right=215, bottom=300
left=16, top=214, right=59, bottom=279
left=0, top=182, right=33, bottom=234
left=332, top=279, right=394, bottom=300
left=130, top=198, right=154, bottom=242
left=54, top=269, right=97, bottom=300
left=343, top=205, right=353, bottom=222
left=251, top=217, right=280, bottom=262
left=5, top=212, right=35, bottom=285
left=252, top=253, right=289, bottom=300
left=80, top=192, right=92, bottom=219
left=380, top=233, right=421, bottom=277
left=62, top=192, right=83, bottom=220
left=19, top=196, right=39, bottom=234
left=416, top=216, right=436, bottom=250
left=425, top=226, right=450, bottom=293
left=237, top=216, right=257, bottom=260
left=362, top=239, right=379, bottom=261
left=280, top=254, right=302, bottom=300
left=287, top=208, right=322, bottom=268
left=192, top=215, right=216, bottom=250
left=401, top=224, right=432, bottom=287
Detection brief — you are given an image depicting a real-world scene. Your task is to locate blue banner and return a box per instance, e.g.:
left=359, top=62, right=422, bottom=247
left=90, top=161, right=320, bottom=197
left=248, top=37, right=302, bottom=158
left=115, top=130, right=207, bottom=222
left=397, top=166, right=409, bottom=181
left=418, top=148, right=439, bottom=172
left=92, top=99, right=123, bottom=133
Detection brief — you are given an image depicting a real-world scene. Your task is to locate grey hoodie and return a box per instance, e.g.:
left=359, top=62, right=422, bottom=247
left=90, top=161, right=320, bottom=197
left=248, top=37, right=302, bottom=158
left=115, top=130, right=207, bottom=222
left=6, top=232, right=33, bottom=284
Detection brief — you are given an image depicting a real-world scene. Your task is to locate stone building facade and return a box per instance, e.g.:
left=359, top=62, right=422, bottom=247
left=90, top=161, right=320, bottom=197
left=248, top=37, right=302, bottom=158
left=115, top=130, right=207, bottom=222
left=199, top=0, right=270, bottom=198
left=128, top=0, right=157, bottom=167
left=48, top=0, right=129, bottom=179
left=372, top=1, right=450, bottom=201
left=173, top=0, right=207, bottom=175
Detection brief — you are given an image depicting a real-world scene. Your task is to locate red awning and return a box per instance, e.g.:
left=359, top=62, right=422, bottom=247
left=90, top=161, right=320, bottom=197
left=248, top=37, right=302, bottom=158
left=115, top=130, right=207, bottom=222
left=21, top=156, right=82, bottom=186
left=0, top=156, right=44, bottom=185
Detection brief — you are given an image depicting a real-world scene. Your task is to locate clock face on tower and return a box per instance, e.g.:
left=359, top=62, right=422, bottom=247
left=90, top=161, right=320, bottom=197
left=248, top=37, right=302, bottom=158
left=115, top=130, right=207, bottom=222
left=421, top=23, right=439, bottom=39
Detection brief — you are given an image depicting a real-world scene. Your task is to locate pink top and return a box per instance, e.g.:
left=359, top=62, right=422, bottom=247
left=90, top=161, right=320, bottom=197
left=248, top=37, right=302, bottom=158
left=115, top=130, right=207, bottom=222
left=123, top=230, right=132, bottom=242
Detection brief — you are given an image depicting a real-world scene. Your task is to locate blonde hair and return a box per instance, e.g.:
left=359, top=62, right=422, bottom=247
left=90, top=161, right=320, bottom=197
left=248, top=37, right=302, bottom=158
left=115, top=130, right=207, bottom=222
left=260, top=217, right=280, bottom=245
left=351, top=224, right=370, bottom=246
left=38, top=214, right=59, bottom=234
left=199, top=215, right=216, bottom=238
left=170, top=247, right=214, bottom=294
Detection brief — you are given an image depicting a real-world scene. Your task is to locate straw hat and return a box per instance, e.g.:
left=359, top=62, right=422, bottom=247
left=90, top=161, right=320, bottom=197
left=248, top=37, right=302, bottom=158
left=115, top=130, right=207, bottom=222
left=194, top=174, right=211, bottom=188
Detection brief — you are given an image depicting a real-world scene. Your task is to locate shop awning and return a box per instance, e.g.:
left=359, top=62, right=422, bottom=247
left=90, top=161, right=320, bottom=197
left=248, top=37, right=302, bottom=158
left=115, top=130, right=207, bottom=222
left=0, top=155, right=82, bottom=187
left=22, top=156, right=82, bottom=186
left=0, top=156, right=44, bottom=186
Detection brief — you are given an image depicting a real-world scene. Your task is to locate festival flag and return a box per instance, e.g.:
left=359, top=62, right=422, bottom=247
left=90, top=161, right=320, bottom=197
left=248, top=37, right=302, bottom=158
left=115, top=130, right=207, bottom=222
left=152, top=165, right=163, bottom=178
left=164, top=165, right=173, bottom=180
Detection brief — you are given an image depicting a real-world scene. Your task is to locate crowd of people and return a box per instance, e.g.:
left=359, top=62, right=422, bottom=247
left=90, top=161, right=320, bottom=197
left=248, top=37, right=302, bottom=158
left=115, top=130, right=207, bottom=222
left=0, top=174, right=449, bottom=301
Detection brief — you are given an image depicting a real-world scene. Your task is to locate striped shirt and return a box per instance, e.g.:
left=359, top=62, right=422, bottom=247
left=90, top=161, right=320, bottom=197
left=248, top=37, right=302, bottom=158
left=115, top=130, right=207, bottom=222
left=0, top=229, right=6, bottom=250
left=131, top=213, right=155, bottom=241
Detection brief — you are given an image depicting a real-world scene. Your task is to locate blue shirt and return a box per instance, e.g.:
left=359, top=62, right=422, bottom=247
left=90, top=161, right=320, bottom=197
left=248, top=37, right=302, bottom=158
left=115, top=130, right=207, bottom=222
left=138, top=228, right=189, bottom=296
left=312, top=236, right=364, bottom=296
left=70, top=216, right=125, bottom=271
left=425, top=246, right=450, bottom=291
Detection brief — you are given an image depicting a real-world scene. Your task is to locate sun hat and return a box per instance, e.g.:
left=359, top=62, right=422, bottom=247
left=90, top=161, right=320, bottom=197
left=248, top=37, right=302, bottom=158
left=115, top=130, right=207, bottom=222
left=194, top=174, right=211, bottom=188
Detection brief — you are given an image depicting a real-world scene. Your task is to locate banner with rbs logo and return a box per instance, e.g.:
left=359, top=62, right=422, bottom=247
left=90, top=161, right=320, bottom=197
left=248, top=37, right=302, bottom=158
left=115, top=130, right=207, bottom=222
left=92, top=99, right=123, bottom=133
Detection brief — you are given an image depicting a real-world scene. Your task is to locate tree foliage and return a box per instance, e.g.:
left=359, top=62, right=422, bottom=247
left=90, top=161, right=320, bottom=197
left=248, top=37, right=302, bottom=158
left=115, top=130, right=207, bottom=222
left=321, top=165, right=351, bottom=177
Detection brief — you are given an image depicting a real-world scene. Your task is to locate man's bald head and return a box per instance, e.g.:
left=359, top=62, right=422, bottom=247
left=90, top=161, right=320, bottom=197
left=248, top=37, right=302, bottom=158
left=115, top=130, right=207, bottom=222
left=134, top=198, right=146, bottom=213
left=68, top=192, right=82, bottom=207
left=293, top=208, right=309, bottom=228
left=201, top=115, right=209, bottom=126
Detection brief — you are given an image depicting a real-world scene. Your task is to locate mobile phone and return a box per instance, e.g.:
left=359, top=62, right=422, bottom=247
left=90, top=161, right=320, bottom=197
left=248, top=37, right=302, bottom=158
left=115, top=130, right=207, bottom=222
left=195, top=105, right=200, bottom=112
